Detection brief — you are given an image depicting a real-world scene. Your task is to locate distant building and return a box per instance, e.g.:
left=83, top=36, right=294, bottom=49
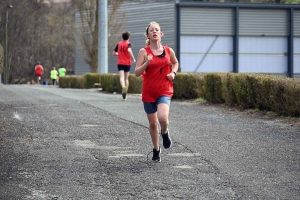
left=74, top=1, right=300, bottom=78
left=38, top=0, right=71, bottom=4
left=74, top=1, right=176, bottom=75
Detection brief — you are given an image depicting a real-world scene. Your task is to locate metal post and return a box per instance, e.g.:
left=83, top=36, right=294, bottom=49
left=98, top=0, right=108, bottom=73
left=5, top=5, right=13, bottom=84
left=5, top=10, right=8, bottom=84
left=175, top=1, right=181, bottom=72
left=288, top=8, right=294, bottom=78
left=233, top=6, right=239, bottom=73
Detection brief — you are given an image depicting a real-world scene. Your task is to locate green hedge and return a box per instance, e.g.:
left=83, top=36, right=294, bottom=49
left=83, top=73, right=101, bottom=89
left=59, top=76, right=84, bottom=89
left=172, top=73, right=205, bottom=99
left=204, top=73, right=224, bottom=104
left=58, top=72, right=300, bottom=117
left=100, top=74, right=119, bottom=92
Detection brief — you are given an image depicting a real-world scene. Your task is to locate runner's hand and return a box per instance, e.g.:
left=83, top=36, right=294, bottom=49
left=146, top=54, right=153, bottom=64
left=167, top=72, right=175, bottom=80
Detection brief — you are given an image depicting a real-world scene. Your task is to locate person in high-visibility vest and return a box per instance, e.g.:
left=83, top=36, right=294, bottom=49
left=57, top=65, right=66, bottom=84
left=58, top=65, right=66, bottom=77
left=50, top=67, right=58, bottom=85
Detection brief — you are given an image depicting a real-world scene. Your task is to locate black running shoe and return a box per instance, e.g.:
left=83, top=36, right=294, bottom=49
left=152, top=148, right=161, bottom=162
left=122, top=93, right=127, bottom=100
left=122, top=87, right=127, bottom=100
left=161, top=130, right=172, bottom=149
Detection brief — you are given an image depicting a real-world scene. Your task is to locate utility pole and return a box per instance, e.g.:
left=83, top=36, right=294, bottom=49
left=5, top=5, right=13, bottom=84
left=98, top=0, right=108, bottom=73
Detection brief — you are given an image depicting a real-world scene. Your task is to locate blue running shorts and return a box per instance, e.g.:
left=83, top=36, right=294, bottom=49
left=143, top=96, right=171, bottom=114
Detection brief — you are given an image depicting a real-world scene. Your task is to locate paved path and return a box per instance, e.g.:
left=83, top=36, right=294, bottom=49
left=0, top=84, right=299, bottom=199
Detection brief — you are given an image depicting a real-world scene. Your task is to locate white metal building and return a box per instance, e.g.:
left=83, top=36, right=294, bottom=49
left=178, top=2, right=300, bottom=78
left=74, top=1, right=300, bottom=78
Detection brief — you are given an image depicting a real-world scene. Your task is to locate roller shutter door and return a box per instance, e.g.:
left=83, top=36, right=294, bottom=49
left=239, top=9, right=288, bottom=36
left=295, top=10, right=300, bottom=36
left=180, top=7, right=234, bottom=36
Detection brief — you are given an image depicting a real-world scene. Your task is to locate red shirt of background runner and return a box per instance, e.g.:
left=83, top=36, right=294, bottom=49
left=117, top=41, right=132, bottom=66
left=35, top=64, right=43, bottom=76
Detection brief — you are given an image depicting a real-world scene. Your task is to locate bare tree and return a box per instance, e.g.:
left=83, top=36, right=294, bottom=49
left=0, top=0, right=76, bottom=84
left=74, top=0, right=125, bottom=73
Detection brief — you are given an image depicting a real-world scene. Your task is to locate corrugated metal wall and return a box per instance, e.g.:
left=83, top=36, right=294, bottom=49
left=239, top=9, right=288, bottom=36
left=295, top=10, right=300, bottom=77
left=74, top=11, right=91, bottom=75
left=180, top=7, right=234, bottom=72
left=180, top=7, right=234, bottom=36
left=109, top=1, right=176, bottom=73
left=238, top=9, right=288, bottom=74
left=237, top=8, right=298, bottom=77
left=294, top=10, right=300, bottom=36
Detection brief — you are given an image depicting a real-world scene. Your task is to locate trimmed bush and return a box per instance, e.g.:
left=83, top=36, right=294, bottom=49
left=204, top=73, right=224, bottom=103
left=128, top=75, right=142, bottom=94
left=59, top=75, right=84, bottom=89
left=221, top=73, right=237, bottom=106
left=100, top=74, right=119, bottom=92
left=59, top=72, right=300, bottom=118
left=173, top=73, right=205, bottom=99
left=83, top=73, right=101, bottom=89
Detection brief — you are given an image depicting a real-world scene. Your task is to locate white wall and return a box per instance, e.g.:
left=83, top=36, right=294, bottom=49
left=294, top=37, right=300, bottom=73
left=239, top=37, right=287, bottom=73
left=180, top=36, right=233, bottom=72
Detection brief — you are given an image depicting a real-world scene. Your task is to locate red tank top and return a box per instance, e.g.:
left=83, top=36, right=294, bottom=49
left=142, top=46, right=173, bottom=102
left=35, top=65, right=43, bottom=76
left=117, top=41, right=131, bottom=66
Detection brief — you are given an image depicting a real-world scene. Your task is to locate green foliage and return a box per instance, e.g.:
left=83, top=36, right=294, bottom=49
left=102, top=74, right=142, bottom=94
left=59, top=72, right=300, bottom=118
left=59, top=76, right=84, bottom=89
left=128, top=75, right=142, bottom=94
left=173, top=73, right=205, bottom=99
left=257, top=75, right=276, bottom=111
left=204, top=73, right=224, bottom=103
left=272, top=78, right=300, bottom=116
left=195, top=97, right=206, bottom=103
left=229, top=74, right=260, bottom=108
left=221, top=73, right=237, bottom=105
left=83, top=73, right=101, bottom=89
left=100, top=74, right=119, bottom=93
left=244, top=74, right=260, bottom=108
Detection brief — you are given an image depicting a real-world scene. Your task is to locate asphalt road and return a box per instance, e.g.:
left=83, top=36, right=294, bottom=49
left=0, top=84, right=299, bottom=200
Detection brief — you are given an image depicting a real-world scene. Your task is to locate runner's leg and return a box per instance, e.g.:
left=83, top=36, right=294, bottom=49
left=124, top=71, right=130, bottom=92
left=119, top=70, right=125, bottom=88
left=146, top=112, right=159, bottom=151
left=157, top=103, right=170, bottom=134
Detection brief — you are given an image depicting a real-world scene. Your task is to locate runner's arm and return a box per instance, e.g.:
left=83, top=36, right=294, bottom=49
left=135, top=48, right=149, bottom=77
left=170, top=48, right=179, bottom=74
left=112, top=44, right=118, bottom=56
left=128, top=47, right=136, bottom=63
